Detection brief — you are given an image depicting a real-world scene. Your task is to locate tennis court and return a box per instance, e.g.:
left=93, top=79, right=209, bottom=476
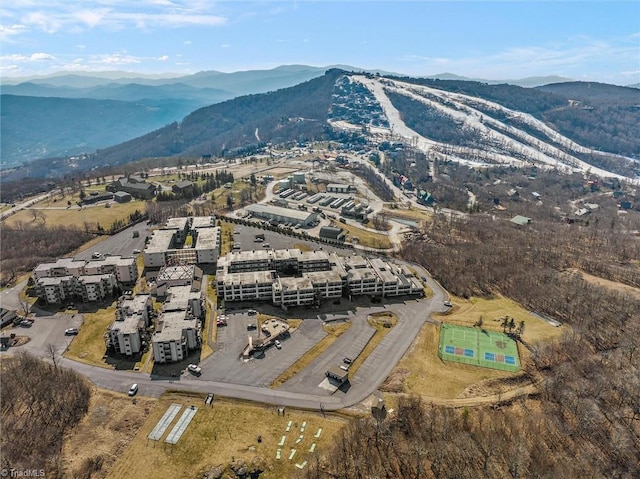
left=438, top=324, right=520, bottom=372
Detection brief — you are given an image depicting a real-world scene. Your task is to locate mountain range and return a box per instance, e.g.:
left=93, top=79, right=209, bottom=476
left=1, top=65, right=589, bottom=168
left=2, top=67, right=639, bottom=186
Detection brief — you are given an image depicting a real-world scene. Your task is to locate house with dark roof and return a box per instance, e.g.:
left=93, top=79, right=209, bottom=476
left=172, top=180, right=195, bottom=197
left=319, top=226, right=346, bottom=242
left=109, top=177, right=156, bottom=199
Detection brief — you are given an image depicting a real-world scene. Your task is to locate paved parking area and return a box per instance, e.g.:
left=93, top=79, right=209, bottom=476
left=5, top=311, right=83, bottom=358
left=199, top=309, right=327, bottom=386
left=73, top=221, right=150, bottom=260
left=230, top=223, right=347, bottom=255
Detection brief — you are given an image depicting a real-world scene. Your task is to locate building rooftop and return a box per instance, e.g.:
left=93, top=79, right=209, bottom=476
left=219, top=270, right=275, bottom=286
left=164, top=285, right=202, bottom=312
left=510, top=215, right=532, bottom=226
left=157, top=264, right=196, bottom=282
left=194, top=227, right=220, bottom=250
left=163, top=217, right=190, bottom=231
left=146, top=229, right=176, bottom=253
left=191, top=216, right=216, bottom=229
left=110, top=313, right=143, bottom=335
left=153, top=310, right=197, bottom=342
left=246, top=203, right=316, bottom=222
left=117, top=293, right=150, bottom=315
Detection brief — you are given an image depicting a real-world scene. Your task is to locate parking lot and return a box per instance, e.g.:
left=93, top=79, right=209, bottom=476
left=6, top=311, right=83, bottom=359
left=199, top=309, right=327, bottom=386
left=229, top=223, right=347, bottom=255
left=73, top=221, right=150, bottom=261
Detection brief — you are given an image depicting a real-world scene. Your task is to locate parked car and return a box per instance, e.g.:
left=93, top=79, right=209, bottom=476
left=187, top=364, right=202, bottom=375
left=19, top=319, right=34, bottom=328
left=262, top=243, right=270, bottom=248
left=133, top=249, right=141, bottom=254
left=248, top=309, right=257, bottom=315
left=65, top=328, right=79, bottom=335
left=444, top=301, right=453, bottom=307
left=343, top=357, right=353, bottom=365
left=274, top=340, right=282, bottom=349
left=128, top=384, right=138, bottom=396
left=216, top=319, right=228, bottom=327
left=91, top=252, right=102, bottom=259
left=247, top=323, right=257, bottom=331
left=340, top=364, right=350, bottom=371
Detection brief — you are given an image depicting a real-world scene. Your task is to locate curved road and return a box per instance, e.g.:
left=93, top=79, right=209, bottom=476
left=2, top=264, right=447, bottom=412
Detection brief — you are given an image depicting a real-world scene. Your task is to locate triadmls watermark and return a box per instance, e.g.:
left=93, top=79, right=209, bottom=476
left=1, top=469, right=46, bottom=478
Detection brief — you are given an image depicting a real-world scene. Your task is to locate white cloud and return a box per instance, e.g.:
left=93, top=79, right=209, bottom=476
left=5, top=2, right=228, bottom=34
left=0, top=23, right=27, bottom=41
left=0, top=52, right=56, bottom=62
left=220, top=43, right=230, bottom=48
left=156, top=54, right=169, bottom=61
left=93, top=53, right=141, bottom=65
left=183, top=40, right=191, bottom=45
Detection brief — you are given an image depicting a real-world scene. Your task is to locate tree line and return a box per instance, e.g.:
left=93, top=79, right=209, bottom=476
left=1, top=352, right=91, bottom=477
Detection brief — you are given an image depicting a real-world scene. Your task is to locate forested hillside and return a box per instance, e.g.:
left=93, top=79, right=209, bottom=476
left=90, top=68, right=345, bottom=167
left=307, top=196, right=640, bottom=478
left=0, top=95, right=200, bottom=167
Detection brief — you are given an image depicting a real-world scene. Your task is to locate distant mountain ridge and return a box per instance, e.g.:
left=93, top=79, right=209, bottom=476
left=2, top=67, right=638, bottom=184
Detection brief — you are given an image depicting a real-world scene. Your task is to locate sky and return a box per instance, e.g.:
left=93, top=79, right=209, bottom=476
left=1, top=1, right=639, bottom=85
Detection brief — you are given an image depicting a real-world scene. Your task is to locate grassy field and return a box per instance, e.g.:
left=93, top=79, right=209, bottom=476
left=219, top=221, right=236, bottom=255
left=337, top=222, right=393, bottom=249
left=387, top=295, right=564, bottom=399
left=440, top=295, right=565, bottom=345
left=4, top=199, right=146, bottom=229
left=270, top=322, right=351, bottom=388
left=65, top=302, right=149, bottom=371
left=106, top=391, right=347, bottom=479
left=65, top=302, right=118, bottom=368
left=62, top=388, right=156, bottom=478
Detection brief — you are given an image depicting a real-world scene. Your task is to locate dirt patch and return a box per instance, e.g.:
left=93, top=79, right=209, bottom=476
left=380, top=368, right=410, bottom=393
left=456, top=374, right=534, bottom=399
left=565, top=268, right=640, bottom=300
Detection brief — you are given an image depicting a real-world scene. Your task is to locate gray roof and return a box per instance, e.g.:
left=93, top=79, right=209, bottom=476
left=319, top=226, right=345, bottom=239
left=246, top=204, right=316, bottom=222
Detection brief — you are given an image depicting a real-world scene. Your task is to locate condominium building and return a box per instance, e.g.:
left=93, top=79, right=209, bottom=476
left=33, top=255, right=138, bottom=283
left=143, top=216, right=220, bottom=268
left=151, top=285, right=204, bottom=364
left=35, top=274, right=117, bottom=304
left=106, top=293, right=152, bottom=356
left=215, top=248, right=422, bottom=307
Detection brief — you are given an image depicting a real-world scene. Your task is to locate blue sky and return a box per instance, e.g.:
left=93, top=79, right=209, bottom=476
left=1, top=1, right=639, bottom=84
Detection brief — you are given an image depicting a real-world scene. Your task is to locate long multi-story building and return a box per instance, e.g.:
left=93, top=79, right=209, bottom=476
left=33, top=255, right=138, bottom=284
left=143, top=216, right=220, bottom=268
left=35, top=274, right=117, bottom=304
left=216, top=248, right=422, bottom=307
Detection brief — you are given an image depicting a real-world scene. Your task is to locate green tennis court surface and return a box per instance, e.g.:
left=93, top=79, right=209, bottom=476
left=438, top=324, right=520, bottom=372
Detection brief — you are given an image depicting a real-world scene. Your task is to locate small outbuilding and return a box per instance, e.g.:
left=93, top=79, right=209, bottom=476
left=319, top=226, right=346, bottom=242
left=510, top=215, right=532, bottom=226
left=114, top=191, right=132, bottom=203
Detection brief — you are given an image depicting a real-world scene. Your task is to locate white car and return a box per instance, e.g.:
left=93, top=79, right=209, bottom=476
left=274, top=340, right=282, bottom=349
left=128, top=384, right=138, bottom=396
left=187, top=364, right=202, bottom=374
